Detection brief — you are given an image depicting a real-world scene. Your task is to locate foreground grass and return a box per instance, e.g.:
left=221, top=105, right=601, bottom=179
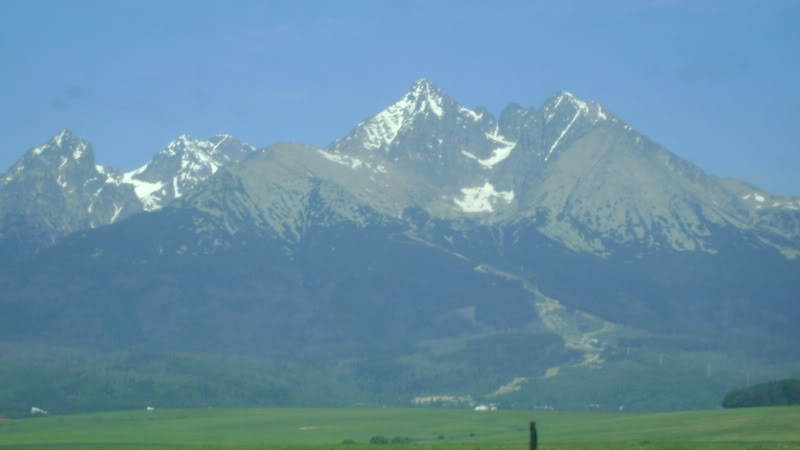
left=4, top=444, right=799, bottom=450
left=0, top=406, right=798, bottom=449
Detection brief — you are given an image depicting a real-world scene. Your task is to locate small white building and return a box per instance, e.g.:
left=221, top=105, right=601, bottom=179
left=473, top=403, right=497, bottom=411
left=31, top=406, right=48, bottom=415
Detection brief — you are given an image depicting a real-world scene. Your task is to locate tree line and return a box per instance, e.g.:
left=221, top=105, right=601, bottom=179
left=722, top=379, right=800, bottom=408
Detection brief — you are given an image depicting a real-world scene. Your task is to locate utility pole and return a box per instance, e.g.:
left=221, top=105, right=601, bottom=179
left=530, top=421, right=538, bottom=450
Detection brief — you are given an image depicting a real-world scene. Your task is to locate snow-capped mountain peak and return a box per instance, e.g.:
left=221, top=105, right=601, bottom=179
left=162, top=134, right=225, bottom=174
left=408, top=77, right=445, bottom=116
left=11, top=129, right=96, bottom=187
left=28, top=129, right=81, bottom=158
left=0, top=130, right=146, bottom=252
left=540, top=92, right=613, bottom=162
left=543, top=91, right=609, bottom=124
left=117, top=134, right=256, bottom=211
left=350, top=78, right=455, bottom=151
left=52, top=128, right=70, bottom=148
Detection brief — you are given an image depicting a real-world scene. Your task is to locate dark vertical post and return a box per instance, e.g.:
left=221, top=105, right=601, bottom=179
left=530, top=420, right=538, bottom=450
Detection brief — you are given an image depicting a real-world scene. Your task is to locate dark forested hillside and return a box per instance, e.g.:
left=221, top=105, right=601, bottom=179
left=722, top=379, right=800, bottom=408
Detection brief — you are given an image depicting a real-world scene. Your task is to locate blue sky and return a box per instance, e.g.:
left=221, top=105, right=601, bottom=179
left=2, top=0, right=799, bottom=195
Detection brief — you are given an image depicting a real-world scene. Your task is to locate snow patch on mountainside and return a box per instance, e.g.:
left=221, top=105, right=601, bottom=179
left=596, top=104, right=607, bottom=120
left=460, top=127, right=517, bottom=169
left=110, top=203, right=123, bottom=222
left=545, top=109, right=581, bottom=162
left=363, top=100, right=407, bottom=150
left=318, top=149, right=364, bottom=169
left=54, top=129, right=68, bottom=147
left=743, top=192, right=800, bottom=210
left=317, top=149, right=390, bottom=175
left=744, top=193, right=766, bottom=203
left=72, top=142, right=87, bottom=160
left=461, top=133, right=516, bottom=168
left=121, top=169, right=164, bottom=211
left=427, top=94, right=444, bottom=116
left=460, top=107, right=483, bottom=121
left=480, top=127, right=517, bottom=167
left=454, top=182, right=514, bottom=213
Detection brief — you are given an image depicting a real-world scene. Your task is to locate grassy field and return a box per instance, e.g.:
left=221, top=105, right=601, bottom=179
left=0, top=406, right=798, bottom=449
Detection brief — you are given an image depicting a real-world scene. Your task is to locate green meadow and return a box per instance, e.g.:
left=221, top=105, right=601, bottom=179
left=0, top=406, right=798, bottom=449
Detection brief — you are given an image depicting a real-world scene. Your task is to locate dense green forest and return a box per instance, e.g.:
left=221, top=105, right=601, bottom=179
left=722, top=379, right=800, bottom=408
left=2, top=340, right=799, bottom=418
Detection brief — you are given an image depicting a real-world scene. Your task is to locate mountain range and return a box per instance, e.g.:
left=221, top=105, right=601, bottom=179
left=1, top=79, right=798, bottom=416
left=0, top=130, right=255, bottom=258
